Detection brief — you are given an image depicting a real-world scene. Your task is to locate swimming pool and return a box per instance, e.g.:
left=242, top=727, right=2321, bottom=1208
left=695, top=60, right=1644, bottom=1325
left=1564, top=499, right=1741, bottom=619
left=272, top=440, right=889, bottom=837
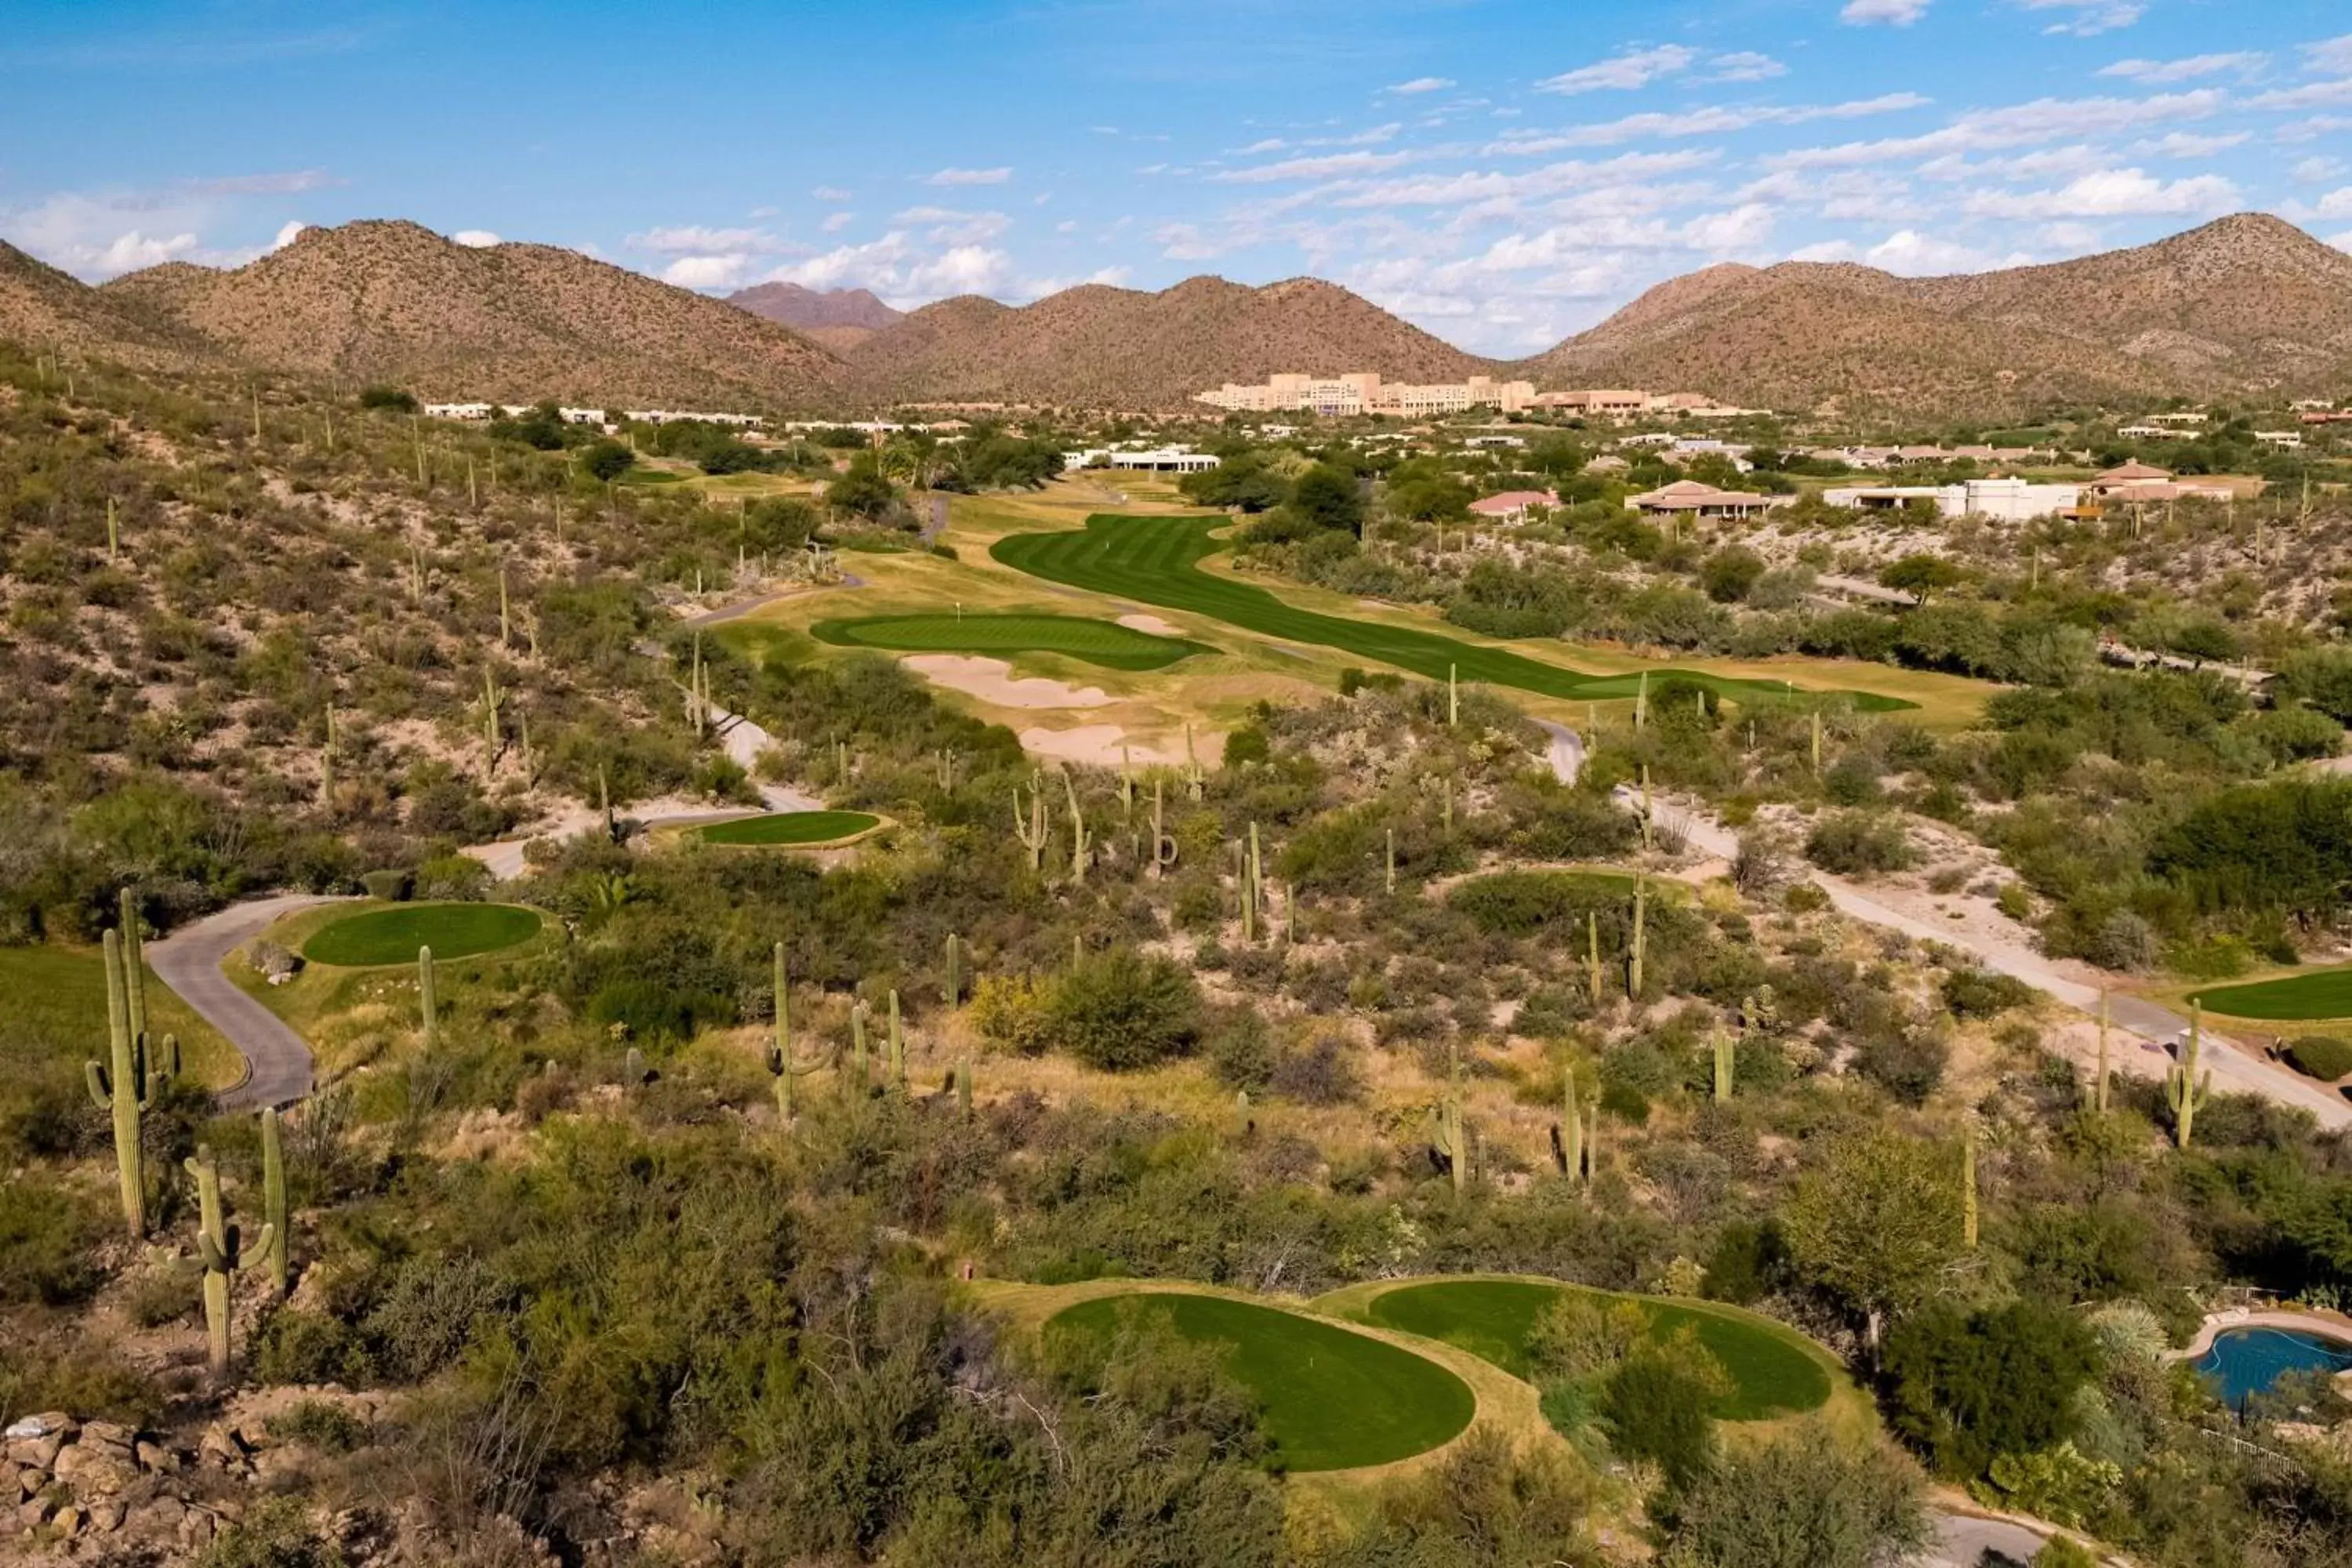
left=2193, top=1324, right=2352, bottom=1406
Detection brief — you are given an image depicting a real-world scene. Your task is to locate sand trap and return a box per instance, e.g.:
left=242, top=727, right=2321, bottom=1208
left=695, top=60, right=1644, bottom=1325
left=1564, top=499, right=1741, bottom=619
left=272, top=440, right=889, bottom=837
left=905, top=654, right=1111, bottom=709
left=1019, top=725, right=1185, bottom=768
left=1117, top=612, right=1187, bottom=637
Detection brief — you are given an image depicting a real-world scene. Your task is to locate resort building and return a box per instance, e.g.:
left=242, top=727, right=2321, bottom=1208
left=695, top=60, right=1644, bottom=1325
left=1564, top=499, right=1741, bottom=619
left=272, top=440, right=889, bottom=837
left=422, top=402, right=495, bottom=420
left=2085, top=462, right=2239, bottom=504
left=1823, top=477, right=2083, bottom=522
left=1467, top=489, right=1558, bottom=522
left=1196, top=372, right=1537, bottom=416
left=1063, top=446, right=1221, bottom=473
left=1626, top=480, right=1783, bottom=521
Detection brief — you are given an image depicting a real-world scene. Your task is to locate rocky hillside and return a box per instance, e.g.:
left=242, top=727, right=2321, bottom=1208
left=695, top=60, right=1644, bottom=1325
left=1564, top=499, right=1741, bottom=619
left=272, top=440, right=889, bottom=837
left=96, top=221, right=841, bottom=408
left=0, top=242, right=206, bottom=371
left=1531, top=213, right=2352, bottom=417
left=726, top=281, right=902, bottom=354
left=844, top=274, right=1497, bottom=409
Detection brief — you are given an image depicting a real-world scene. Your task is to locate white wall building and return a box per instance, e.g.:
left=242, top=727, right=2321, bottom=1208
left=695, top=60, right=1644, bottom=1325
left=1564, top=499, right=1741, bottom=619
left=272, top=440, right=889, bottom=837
left=1064, top=446, right=1221, bottom=474
left=1824, top=477, right=2081, bottom=522
left=1196, top=372, right=1536, bottom=416
left=422, top=402, right=495, bottom=421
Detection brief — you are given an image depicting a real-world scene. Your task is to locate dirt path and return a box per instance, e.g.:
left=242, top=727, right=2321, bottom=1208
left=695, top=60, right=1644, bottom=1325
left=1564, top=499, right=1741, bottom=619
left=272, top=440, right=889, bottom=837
left=147, top=892, right=352, bottom=1110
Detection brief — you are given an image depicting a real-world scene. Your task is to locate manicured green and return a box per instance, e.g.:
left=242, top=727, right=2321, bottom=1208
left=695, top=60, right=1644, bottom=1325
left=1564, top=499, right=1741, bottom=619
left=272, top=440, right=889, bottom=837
left=993, top=514, right=1910, bottom=710
left=812, top=612, right=1206, bottom=671
left=1361, top=1279, right=1832, bottom=1421
left=303, top=902, right=543, bottom=966
left=695, top=809, right=881, bottom=846
left=2190, top=966, right=2352, bottom=1021
left=1047, top=1293, right=1475, bottom=1472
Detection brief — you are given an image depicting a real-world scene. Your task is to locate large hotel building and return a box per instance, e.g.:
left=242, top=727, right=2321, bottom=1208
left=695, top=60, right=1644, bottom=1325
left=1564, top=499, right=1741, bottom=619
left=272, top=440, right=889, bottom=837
left=1196, top=372, right=1538, bottom=417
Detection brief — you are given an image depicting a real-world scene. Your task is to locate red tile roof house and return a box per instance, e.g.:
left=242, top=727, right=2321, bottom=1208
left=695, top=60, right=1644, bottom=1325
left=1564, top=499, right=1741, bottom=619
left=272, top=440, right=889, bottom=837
left=1468, top=489, right=1558, bottom=523
left=1626, top=479, right=1785, bottom=521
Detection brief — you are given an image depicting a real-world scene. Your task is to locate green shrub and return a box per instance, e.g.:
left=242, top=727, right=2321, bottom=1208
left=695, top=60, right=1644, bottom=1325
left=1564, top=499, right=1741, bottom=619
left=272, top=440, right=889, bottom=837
left=1804, top=811, right=1912, bottom=875
left=1602, top=1331, right=1728, bottom=1488
left=2285, top=1036, right=2352, bottom=1080
left=265, top=1399, right=370, bottom=1454
left=0, top=1178, right=110, bottom=1307
left=1049, top=947, right=1201, bottom=1070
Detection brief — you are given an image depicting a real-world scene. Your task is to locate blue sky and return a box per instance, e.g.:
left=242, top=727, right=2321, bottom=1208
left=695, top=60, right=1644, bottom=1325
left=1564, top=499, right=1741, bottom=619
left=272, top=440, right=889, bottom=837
left=3, top=0, right=2348, bottom=354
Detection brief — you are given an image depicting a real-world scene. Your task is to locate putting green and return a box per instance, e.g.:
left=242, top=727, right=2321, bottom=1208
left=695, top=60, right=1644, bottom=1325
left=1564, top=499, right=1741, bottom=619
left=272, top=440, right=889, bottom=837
left=303, top=902, right=542, bottom=967
left=1047, top=1293, right=1475, bottom=1472
left=993, top=514, right=1910, bottom=710
left=2190, top=966, right=2352, bottom=1021
left=695, top=810, right=880, bottom=846
left=811, top=612, right=1205, bottom=671
left=1359, top=1279, right=1832, bottom=1421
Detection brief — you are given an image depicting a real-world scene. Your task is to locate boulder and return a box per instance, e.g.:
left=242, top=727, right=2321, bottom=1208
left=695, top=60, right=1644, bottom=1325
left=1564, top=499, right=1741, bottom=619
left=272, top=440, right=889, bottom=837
left=53, top=1441, right=136, bottom=1495
left=134, top=1440, right=178, bottom=1474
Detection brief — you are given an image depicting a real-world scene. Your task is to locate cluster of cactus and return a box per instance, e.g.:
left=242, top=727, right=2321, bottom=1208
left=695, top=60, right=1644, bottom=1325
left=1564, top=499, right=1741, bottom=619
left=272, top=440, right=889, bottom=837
left=1432, top=1044, right=1468, bottom=1194
left=1739, top=985, right=1779, bottom=1034
left=86, top=891, right=178, bottom=1238
left=764, top=942, right=832, bottom=1120
left=187, top=1145, right=273, bottom=1379
left=2166, top=1004, right=2211, bottom=1150
left=1014, top=774, right=1050, bottom=871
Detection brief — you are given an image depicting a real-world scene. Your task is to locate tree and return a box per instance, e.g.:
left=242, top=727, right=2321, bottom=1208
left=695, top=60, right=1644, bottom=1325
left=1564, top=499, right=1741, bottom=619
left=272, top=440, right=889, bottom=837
left=1884, top=1300, right=2099, bottom=1479
left=1049, top=947, right=1202, bottom=1070
left=1661, top=1421, right=1929, bottom=1568
left=358, top=384, right=418, bottom=412
left=825, top=452, right=898, bottom=521
left=1700, top=546, right=1766, bottom=603
left=1780, top=1130, right=1966, bottom=1356
left=1289, top=463, right=1365, bottom=535
left=581, top=439, right=636, bottom=482
left=1602, top=1332, right=1728, bottom=1488
left=1878, top=554, right=1962, bottom=604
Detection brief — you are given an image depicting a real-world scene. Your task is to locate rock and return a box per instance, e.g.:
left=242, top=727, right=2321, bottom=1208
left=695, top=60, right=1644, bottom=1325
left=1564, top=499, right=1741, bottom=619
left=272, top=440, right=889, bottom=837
left=180, top=1508, right=216, bottom=1550
left=78, top=1421, right=133, bottom=1451
left=19, top=1495, right=51, bottom=1527
left=89, top=1500, right=125, bottom=1533
left=247, top=940, right=303, bottom=980
left=198, top=1424, right=248, bottom=1467
left=5, top=1431, right=64, bottom=1468
left=53, top=1443, right=134, bottom=1495
left=134, top=1441, right=177, bottom=1474
left=53, top=1502, right=83, bottom=1536
left=143, top=1497, right=187, bottom=1534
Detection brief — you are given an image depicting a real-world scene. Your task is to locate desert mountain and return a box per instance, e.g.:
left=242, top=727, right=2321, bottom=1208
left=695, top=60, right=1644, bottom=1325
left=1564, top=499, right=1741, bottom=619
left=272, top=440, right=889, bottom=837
left=844, top=274, right=1494, bottom=409
left=1533, top=214, right=2352, bottom=416
left=0, top=240, right=209, bottom=369
left=100, top=220, right=840, bottom=408
left=726, top=281, right=903, bottom=355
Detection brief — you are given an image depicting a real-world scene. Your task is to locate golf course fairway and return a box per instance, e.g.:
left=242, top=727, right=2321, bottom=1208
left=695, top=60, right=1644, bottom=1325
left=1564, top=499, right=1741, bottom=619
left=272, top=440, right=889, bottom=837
left=695, top=810, right=881, bottom=847
left=1047, top=1293, right=1475, bottom=1471
left=303, top=902, right=543, bottom=966
left=1356, top=1278, right=1834, bottom=1421
left=2190, top=964, right=2352, bottom=1021
left=993, top=514, right=1911, bottom=710
left=811, top=611, right=1204, bottom=670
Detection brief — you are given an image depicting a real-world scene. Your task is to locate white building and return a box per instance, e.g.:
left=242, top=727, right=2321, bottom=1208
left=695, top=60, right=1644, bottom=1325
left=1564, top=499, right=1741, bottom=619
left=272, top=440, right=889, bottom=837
left=2254, top=430, right=2305, bottom=449
left=623, top=408, right=764, bottom=428
left=1196, top=372, right=1536, bottom=416
left=422, top=402, right=495, bottom=421
left=1824, top=477, right=2082, bottom=522
left=1063, top=446, right=1221, bottom=474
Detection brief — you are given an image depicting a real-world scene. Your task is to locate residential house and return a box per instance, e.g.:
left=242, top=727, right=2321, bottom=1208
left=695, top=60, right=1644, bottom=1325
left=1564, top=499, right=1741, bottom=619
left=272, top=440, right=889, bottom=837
left=1468, top=489, right=1557, bottom=523
left=1627, top=480, right=1781, bottom=521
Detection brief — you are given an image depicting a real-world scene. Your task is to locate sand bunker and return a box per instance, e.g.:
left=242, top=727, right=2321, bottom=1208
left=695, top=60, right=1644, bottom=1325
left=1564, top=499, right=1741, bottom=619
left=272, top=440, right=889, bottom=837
left=1116, top=612, right=1187, bottom=637
left=905, top=654, right=1111, bottom=709
left=1019, top=725, right=1184, bottom=768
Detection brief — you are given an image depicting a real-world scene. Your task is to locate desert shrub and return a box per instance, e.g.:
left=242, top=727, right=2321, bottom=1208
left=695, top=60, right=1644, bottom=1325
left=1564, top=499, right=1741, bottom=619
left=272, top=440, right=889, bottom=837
left=971, top=973, right=1057, bottom=1055
left=1659, top=1421, right=1929, bottom=1568
left=1853, top=1029, right=1948, bottom=1106
left=0, top=1178, right=110, bottom=1307
left=1805, top=811, right=1912, bottom=875
left=266, top=1399, right=370, bottom=1454
left=1048, top=947, right=1201, bottom=1070
left=1205, top=1006, right=1274, bottom=1091
left=2285, top=1036, right=2352, bottom=1081
left=1884, top=1299, right=2097, bottom=1480
left=1604, top=1331, right=1730, bottom=1487
left=125, top=1262, right=201, bottom=1327
left=1525, top=1293, right=1646, bottom=1382
left=1784, top=883, right=1831, bottom=913
left=1941, top=968, right=2035, bottom=1019
left=1267, top=1036, right=1362, bottom=1105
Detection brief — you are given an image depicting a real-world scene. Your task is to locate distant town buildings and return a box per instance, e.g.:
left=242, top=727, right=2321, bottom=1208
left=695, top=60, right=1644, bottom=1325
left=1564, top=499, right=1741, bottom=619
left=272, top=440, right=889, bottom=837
left=1806, top=444, right=2049, bottom=469
left=1824, top=477, right=2084, bottom=523
left=1533, top=390, right=1766, bottom=419
left=1196, top=372, right=1537, bottom=416
left=419, top=402, right=764, bottom=430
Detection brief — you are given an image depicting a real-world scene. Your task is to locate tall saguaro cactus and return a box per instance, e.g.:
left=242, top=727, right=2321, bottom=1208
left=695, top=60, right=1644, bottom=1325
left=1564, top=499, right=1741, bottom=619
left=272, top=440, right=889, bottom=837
left=1628, top=876, right=1648, bottom=999
left=1587, top=912, right=1605, bottom=1007
left=2094, top=989, right=2112, bottom=1114
left=1712, top=1026, right=1735, bottom=1104
left=187, top=1145, right=270, bottom=1379
left=887, top=989, right=906, bottom=1087
left=418, top=946, right=438, bottom=1052
left=1432, top=1044, right=1468, bottom=1195
left=1559, top=1070, right=1584, bottom=1181
left=2166, top=1005, right=2211, bottom=1150
left=86, top=924, right=176, bottom=1238
left=1447, top=663, right=1459, bottom=727
left=259, top=1106, right=290, bottom=1295
left=1961, top=1120, right=1980, bottom=1250
left=945, top=933, right=964, bottom=1008
left=1014, top=776, right=1050, bottom=871
left=1065, top=772, right=1092, bottom=882
left=764, top=942, right=831, bottom=1121
left=1149, top=778, right=1178, bottom=879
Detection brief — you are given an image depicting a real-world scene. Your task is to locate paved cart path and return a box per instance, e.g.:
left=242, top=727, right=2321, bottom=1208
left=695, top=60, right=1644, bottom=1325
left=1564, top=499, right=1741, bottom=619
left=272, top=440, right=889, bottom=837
left=147, top=892, right=350, bottom=1110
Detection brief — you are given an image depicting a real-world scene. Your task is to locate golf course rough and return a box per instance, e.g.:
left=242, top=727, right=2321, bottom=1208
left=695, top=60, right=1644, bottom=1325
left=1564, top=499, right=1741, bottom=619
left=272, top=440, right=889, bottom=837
left=1359, top=1278, right=1833, bottom=1421
left=1046, top=1294, right=1476, bottom=1472
left=811, top=612, right=1206, bottom=671
left=695, top=810, right=881, bottom=847
left=993, top=514, right=1912, bottom=710
left=302, top=902, right=543, bottom=967
left=2190, top=964, right=2352, bottom=1022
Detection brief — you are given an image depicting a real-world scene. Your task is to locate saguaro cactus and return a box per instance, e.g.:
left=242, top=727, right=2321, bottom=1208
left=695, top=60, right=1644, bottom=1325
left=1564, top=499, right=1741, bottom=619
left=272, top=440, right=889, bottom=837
left=945, top=933, right=964, bottom=1007
left=1065, top=772, right=1092, bottom=882
left=186, top=1145, right=271, bottom=1379
left=1961, top=1121, right=1980, bottom=1250
left=1185, top=724, right=1204, bottom=801
left=1447, top=663, right=1459, bottom=727
left=1587, top=912, right=1605, bottom=1007
left=418, top=946, right=438, bottom=1052
left=764, top=943, right=832, bottom=1121
left=1559, top=1071, right=1584, bottom=1181
left=956, top=1055, right=973, bottom=1118
left=887, top=989, right=906, bottom=1086
left=1432, top=1044, right=1468, bottom=1194
left=1712, top=1026, right=1735, bottom=1103
left=851, top=1000, right=871, bottom=1089
left=1635, top=670, right=1649, bottom=731
left=2166, top=1005, right=2211, bottom=1150
left=86, top=925, right=175, bottom=1238
left=1014, top=776, right=1049, bottom=871
left=1629, top=877, right=1648, bottom=999
left=1385, top=827, right=1397, bottom=895
left=1639, top=764, right=1653, bottom=850
left=481, top=667, right=503, bottom=776
left=260, top=1106, right=290, bottom=1295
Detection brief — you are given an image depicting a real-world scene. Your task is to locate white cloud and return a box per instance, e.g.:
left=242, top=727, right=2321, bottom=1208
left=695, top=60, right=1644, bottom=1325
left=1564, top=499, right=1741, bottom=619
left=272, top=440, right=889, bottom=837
left=1488, top=93, right=1926, bottom=153
left=1864, top=230, right=2032, bottom=273
left=2249, top=78, right=2352, bottom=111
left=924, top=166, right=1012, bottom=186
left=747, top=205, right=779, bottom=219
left=2317, top=187, right=2352, bottom=218
left=1962, top=166, right=2239, bottom=218
left=1536, top=45, right=1696, bottom=95
left=270, top=220, right=307, bottom=250
left=1710, top=51, right=1787, bottom=82
left=1387, top=76, right=1454, bottom=94
left=2098, top=51, right=2264, bottom=82
left=627, top=224, right=779, bottom=253
left=1842, top=0, right=1930, bottom=26
left=2135, top=131, right=2250, bottom=158
left=753, top=230, right=1018, bottom=304
left=661, top=254, right=753, bottom=289
left=821, top=211, right=854, bottom=233
left=811, top=185, right=852, bottom=201
left=1212, top=150, right=1414, bottom=183
left=1328, top=151, right=1715, bottom=209
left=2293, top=157, right=2348, bottom=183
left=1773, top=89, right=2224, bottom=167
left=2305, top=34, right=2352, bottom=75
left=890, top=206, right=1011, bottom=244
left=92, top=230, right=201, bottom=273
left=452, top=230, right=500, bottom=247
left=2020, top=0, right=2145, bottom=38
left=2332, top=229, right=2352, bottom=253
left=185, top=169, right=336, bottom=196
left=1153, top=221, right=1219, bottom=260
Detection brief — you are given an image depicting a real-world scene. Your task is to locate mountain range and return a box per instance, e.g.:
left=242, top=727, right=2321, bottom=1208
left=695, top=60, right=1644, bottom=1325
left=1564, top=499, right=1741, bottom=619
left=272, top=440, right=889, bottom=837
left=4, top=213, right=2348, bottom=418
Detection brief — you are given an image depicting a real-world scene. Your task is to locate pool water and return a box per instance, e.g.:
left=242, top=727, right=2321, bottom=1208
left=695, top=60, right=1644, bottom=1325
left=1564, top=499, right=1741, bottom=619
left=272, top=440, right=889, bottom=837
left=2193, top=1325, right=2352, bottom=1406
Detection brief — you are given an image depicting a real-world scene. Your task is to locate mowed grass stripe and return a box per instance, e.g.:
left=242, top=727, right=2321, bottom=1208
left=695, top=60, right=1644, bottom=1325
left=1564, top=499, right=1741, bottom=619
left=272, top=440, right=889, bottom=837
left=2190, top=965, right=2352, bottom=1021
left=1361, top=1278, right=1832, bottom=1421
left=811, top=612, right=1204, bottom=671
left=992, top=514, right=1910, bottom=710
left=1047, top=1294, right=1475, bottom=1472
left=303, top=902, right=542, bottom=967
